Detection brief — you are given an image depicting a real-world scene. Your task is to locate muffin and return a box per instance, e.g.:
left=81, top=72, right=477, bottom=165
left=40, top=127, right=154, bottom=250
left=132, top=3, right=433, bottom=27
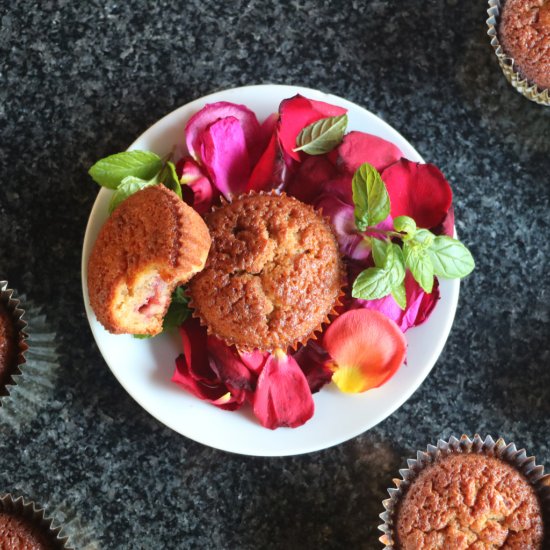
left=87, top=185, right=211, bottom=335
left=0, top=282, right=27, bottom=399
left=0, top=494, right=71, bottom=549
left=499, top=0, right=550, bottom=91
left=379, top=435, right=549, bottom=549
left=487, top=0, right=550, bottom=105
left=189, top=192, right=344, bottom=352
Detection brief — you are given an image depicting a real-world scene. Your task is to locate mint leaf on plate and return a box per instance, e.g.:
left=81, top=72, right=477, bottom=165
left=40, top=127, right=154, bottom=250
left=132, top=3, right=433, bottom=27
left=158, top=160, right=182, bottom=199
left=163, top=287, right=191, bottom=332
left=294, top=114, right=348, bottom=155
left=89, top=150, right=162, bottom=189
left=429, top=236, right=475, bottom=279
left=403, top=241, right=435, bottom=293
left=352, top=162, right=390, bottom=231
left=109, top=176, right=155, bottom=213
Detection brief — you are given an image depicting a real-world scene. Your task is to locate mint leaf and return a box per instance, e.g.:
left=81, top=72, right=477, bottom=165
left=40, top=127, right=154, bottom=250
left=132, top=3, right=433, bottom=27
left=163, top=287, right=191, bottom=332
left=89, top=151, right=162, bottom=190
left=413, top=229, right=435, bottom=249
left=403, top=241, right=435, bottom=293
left=109, top=177, right=155, bottom=213
left=133, top=334, right=152, bottom=339
left=391, top=282, right=407, bottom=310
left=294, top=114, right=348, bottom=155
left=352, top=163, right=390, bottom=231
left=429, top=236, right=475, bottom=279
left=389, top=244, right=406, bottom=288
left=394, top=215, right=416, bottom=237
left=352, top=267, right=394, bottom=300
left=159, top=160, right=182, bottom=199
left=371, top=237, right=389, bottom=267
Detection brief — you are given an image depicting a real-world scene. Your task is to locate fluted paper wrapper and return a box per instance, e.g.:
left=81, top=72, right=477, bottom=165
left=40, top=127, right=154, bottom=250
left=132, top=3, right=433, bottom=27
left=0, top=493, right=73, bottom=548
left=486, top=0, right=550, bottom=106
left=378, top=434, right=550, bottom=548
left=0, top=281, right=29, bottom=404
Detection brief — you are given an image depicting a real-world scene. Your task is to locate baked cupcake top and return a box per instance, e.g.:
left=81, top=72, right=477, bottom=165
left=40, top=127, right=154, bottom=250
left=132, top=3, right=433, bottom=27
left=395, top=453, right=544, bottom=549
left=499, top=0, right=550, bottom=90
left=0, top=511, right=55, bottom=549
left=189, top=193, right=344, bottom=351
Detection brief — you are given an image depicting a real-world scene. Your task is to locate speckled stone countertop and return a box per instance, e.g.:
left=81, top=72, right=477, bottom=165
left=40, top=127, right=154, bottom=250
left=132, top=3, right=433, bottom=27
left=1, top=0, right=549, bottom=548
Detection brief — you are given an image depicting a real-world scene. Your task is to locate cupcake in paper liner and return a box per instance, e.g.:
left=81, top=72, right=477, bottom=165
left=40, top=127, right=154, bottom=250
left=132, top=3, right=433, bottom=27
left=0, top=281, right=59, bottom=418
left=487, top=0, right=550, bottom=106
left=379, top=434, right=550, bottom=549
left=0, top=493, right=73, bottom=549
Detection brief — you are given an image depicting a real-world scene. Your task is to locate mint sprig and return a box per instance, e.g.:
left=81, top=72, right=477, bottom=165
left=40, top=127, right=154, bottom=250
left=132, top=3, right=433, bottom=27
left=89, top=150, right=182, bottom=212
left=350, top=162, right=474, bottom=303
left=294, top=114, right=348, bottom=155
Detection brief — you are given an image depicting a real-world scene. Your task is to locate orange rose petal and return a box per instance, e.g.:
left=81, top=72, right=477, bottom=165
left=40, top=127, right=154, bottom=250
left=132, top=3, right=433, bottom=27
left=323, top=309, right=407, bottom=393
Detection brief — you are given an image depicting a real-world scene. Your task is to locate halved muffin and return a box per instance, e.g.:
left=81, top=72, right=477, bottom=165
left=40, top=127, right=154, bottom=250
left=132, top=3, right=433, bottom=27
left=189, top=192, right=344, bottom=352
left=88, top=185, right=211, bottom=335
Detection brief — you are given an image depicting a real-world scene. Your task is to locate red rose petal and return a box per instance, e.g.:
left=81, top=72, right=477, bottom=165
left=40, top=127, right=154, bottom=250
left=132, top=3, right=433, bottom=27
left=247, top=131, right=281, bottom=192
left=285, top=155, right=338, bottom=203
left=200, top=117, right=251, bottom=199
left=382, top=159, right=453, bottom=229
left=207, top=336, right=255, bottom=392
left=293, top=341, right=333, bottom=393
left=278, top=94, right=347, bottom=162
left=252, top=349, right=314, bottom=429
left=238, top=350, right=269, bottom=376
left=333, top=131, right=403, bottom=174
left=185, top=101, right=261, bottom=161
left=323, top=309, right=406, bottom=393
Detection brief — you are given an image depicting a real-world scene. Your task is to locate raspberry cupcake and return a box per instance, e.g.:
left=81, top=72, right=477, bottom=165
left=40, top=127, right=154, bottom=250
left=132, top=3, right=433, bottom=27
left=487, top=0, right=550, bottom=105
left=379, top=435, right=549, bottom=549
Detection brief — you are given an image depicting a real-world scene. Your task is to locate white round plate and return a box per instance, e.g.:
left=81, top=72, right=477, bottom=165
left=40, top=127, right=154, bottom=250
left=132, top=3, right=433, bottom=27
left=81, top=84, right=459, bottom=457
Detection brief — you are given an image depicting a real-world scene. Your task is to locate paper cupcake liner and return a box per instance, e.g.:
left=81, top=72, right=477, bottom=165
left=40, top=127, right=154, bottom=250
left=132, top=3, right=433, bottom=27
left=0, top=282, right=59, bottom=422
left=378, top=434, right=550, bottom=548
left=486, top=0, right=550, bottom=106
left=0, top=493, right=73, bottom=548
left=0, top=281, right=29, bottom=403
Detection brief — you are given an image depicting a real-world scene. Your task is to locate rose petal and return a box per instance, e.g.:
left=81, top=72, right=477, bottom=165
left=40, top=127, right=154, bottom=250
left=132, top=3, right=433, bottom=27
left=323, top=309, right=406, bottom=393
left=293, top=341, right=333, bottom=393
left=238, top=349, right=269, bottom=376
left=432, top=206, right=455, bottom=237
left=177, top=157, right=218, bottom=214
left=207, top=336, right=255, bottom=392
left=252, top=349, right=314, bottom=429
left=382, top=159, right=453, bottom=229
left=285, top=155, right=338, bottom=204
left=278, top=95, right=347, bottom=161
left=200, top=117, right=251, bottom=199
left=185, top=101, right=261, bottom=162
left=331, top=131, right=403, bottom=175
left=247, top=131, right=284, bottom=192
left=315, top=195, right=371, bottom=261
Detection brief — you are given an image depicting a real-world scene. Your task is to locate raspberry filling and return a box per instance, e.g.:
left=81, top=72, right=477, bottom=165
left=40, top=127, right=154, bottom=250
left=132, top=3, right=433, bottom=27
left=138, top=278, right=168, bottom=318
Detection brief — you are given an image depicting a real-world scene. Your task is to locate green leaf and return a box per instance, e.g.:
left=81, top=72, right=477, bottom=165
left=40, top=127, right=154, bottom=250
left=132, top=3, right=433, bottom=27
left=389, top=244, right=406, bottom=288
left=109, top=177, right=155, bottom=213
left=294, top=114, right=348, bottom=155
left=163, top=286, right=191, bottom=332
left=413, top=229, right=435, bottom=249
left=352, top=162, right=390, bottom=231
left=371, top=237, right=389, bottom=267
left=159, top=160, right=182, bottom=199
left=428, top=236, right=475, bottom=279
left=393, top=215, right=416, bottom=236
left=352, top=267, right=394, bottom=300
left=391, top=282, right=407, bottom=310
left=133, top=334, right=152, bottom=339
left=89, top=150, right=162, bottom=190
left=403, top=241, right=435, bottom=293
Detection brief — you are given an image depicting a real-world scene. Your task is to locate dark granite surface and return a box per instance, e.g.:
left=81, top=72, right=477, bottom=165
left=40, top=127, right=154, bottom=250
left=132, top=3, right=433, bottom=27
left=1, top=0, right=549, bottom=547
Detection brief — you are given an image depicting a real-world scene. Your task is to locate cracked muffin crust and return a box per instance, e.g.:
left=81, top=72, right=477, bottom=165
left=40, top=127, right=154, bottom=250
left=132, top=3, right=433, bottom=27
left=395, top=453, right=544, bottom=549
left=189, top=193, right=344, bottom=352
left=499, top=0, right=550, bottom=90
left=88, top=185, right=211, bottom=335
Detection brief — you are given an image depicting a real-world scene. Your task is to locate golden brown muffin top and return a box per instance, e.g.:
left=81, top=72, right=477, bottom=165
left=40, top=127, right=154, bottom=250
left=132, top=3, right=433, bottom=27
left=189, top=193, right=344, bottom=351
left=396, top=453, right=544, bottom=549
left=0, top=302, right=18, bottom=389
left=0, top=512, right=54, bottom=550
left=499, top=0, right=550, bottom=90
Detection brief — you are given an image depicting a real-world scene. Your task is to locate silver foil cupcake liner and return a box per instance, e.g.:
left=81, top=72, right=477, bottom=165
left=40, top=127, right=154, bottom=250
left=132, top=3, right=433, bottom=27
left=486, top=0, right=550, bottom=106
left=378, top=434, right=550, bottom=548
left=0, top=280, right=29, bottom=403
left=0, top=493, right=73, bottom=548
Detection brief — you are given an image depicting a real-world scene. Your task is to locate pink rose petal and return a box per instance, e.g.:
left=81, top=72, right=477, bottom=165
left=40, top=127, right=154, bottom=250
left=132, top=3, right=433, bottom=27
left=200, top=117, right=251, bottom=199
left=177, top=157, right=218, bottom=214
left=252, top=350, right=314, bottom=429
left=185, top=101, right=261, bottom=162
